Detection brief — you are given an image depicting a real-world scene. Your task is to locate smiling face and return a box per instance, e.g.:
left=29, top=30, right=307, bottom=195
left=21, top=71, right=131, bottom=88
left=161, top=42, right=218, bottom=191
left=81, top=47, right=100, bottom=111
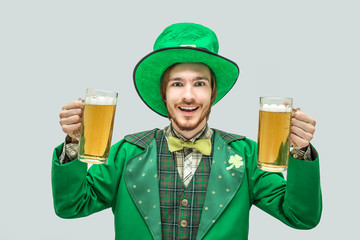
left=163, top=63, right=214, bottom=138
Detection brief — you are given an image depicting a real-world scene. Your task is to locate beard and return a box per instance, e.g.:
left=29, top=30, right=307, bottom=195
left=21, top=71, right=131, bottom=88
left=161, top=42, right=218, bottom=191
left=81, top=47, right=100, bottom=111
left=167, top=100, right=211, bottom=132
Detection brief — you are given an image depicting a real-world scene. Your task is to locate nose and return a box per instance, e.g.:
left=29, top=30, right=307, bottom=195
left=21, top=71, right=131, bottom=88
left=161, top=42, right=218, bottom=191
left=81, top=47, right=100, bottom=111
left=182, top=84, right=195, bottom=103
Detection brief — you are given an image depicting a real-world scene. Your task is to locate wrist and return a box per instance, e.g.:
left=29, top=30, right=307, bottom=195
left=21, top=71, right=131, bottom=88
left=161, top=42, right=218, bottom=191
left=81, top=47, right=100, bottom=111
left=290, top=145, right=313, bottom=161
left=290, top=146, right=307, bottom=160
left=66, top=135, right=78, bottom=144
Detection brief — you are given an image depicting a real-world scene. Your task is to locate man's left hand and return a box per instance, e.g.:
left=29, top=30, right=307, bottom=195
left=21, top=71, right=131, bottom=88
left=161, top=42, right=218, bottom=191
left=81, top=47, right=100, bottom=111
left=290, top=110, right=316, bottom=149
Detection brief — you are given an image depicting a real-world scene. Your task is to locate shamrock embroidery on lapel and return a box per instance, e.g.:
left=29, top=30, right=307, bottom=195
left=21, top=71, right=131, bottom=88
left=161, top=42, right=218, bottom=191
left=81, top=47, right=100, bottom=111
left=226, top=154, right=244, bottom=170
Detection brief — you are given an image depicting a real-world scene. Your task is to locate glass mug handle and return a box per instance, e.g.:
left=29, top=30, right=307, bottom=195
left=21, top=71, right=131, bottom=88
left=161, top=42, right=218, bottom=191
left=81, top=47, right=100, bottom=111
left=290, top=107, right=301, bottom=149
left=72, top=98, right=84, bottom=141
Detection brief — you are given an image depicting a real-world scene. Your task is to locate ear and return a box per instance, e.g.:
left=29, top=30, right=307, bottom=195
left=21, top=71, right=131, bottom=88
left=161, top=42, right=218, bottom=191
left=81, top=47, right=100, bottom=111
left=161, top=92, right=167, bottom=103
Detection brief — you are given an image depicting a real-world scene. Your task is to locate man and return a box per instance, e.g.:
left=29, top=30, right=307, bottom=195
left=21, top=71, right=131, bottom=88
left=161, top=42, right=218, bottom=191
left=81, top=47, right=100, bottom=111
left=53, top=23, right=322, bottom=240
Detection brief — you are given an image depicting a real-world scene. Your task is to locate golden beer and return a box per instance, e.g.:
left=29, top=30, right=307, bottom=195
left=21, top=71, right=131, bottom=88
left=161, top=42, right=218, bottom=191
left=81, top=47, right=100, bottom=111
left=257, top=97, right=292, bottom=172
left=78, top=89, right=117, bottom=164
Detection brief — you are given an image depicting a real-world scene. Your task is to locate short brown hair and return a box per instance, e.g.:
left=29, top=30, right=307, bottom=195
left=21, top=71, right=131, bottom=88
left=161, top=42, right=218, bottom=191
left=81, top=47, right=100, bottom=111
left=160, top=63, right=217, bottom=105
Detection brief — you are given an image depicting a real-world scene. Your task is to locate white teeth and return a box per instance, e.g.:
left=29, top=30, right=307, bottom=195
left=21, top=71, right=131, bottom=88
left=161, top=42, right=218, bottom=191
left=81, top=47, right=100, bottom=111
left=180, top=106, right=198, bottom=110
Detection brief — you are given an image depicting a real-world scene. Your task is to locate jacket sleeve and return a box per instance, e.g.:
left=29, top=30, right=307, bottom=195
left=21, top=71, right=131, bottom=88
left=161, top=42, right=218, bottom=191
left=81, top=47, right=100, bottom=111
left=51, top=139, right=135, bottom=219
left=245, top=140, right=322, bottom=229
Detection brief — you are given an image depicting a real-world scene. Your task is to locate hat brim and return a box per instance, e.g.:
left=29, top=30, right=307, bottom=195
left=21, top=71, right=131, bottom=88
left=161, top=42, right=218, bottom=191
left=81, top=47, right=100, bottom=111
left=133, top=47, right=239, bottom=117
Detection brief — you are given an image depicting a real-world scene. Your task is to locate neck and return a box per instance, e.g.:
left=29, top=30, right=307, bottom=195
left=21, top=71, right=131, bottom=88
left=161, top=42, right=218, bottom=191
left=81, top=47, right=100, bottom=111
left=171, top=119, right=207, bottom=140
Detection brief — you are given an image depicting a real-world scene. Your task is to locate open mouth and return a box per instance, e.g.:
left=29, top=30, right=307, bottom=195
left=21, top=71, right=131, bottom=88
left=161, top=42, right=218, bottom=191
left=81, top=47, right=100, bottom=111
left=178, top=106, right=199, bottom=112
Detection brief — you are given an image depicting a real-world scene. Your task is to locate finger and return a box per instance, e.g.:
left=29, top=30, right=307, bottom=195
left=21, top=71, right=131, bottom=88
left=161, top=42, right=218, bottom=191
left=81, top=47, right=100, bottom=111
left=61, top=122, right=82, bottom=136
left=291, top=125, right=313, bottom=142
left=59, top=115, right=82, bottom=126
left=291, top=118, right=316, bottom=135
left=290, top=132, right=310, bottom=149
left=62, top=100, right=84, bottom=111
left=293, top=111, right=316, bottom=126
left=59, top=108, right=83, bottom=119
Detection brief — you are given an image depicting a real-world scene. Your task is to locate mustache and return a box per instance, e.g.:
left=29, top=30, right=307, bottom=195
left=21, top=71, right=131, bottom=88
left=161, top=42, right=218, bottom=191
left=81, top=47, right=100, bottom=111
left=177, top=99, right=198, bottom=105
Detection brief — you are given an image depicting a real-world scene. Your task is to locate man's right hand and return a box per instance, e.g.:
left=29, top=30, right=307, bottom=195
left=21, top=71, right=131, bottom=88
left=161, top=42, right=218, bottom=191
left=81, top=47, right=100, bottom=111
left=59, top=100, right=84, bottom=143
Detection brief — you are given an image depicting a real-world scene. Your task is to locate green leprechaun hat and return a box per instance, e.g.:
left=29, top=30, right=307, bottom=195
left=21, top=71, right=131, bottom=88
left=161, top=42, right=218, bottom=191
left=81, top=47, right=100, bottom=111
left=133, top=22, right=240, bottom=117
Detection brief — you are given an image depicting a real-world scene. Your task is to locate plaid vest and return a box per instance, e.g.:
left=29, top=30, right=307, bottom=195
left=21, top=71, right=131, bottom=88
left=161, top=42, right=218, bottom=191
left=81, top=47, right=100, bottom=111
left=156, top=129, right=214, bottom=240
left=124, top=128, right=246, bottom=240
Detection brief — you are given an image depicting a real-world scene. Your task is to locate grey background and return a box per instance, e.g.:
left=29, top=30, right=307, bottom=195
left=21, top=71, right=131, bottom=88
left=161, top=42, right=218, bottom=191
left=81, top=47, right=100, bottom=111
left=1, top=0, right=358, bottom=239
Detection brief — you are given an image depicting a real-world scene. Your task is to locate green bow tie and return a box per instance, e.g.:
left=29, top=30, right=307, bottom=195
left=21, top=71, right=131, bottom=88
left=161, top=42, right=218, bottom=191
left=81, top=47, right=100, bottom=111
left=168, top=136, right=212, bottom=156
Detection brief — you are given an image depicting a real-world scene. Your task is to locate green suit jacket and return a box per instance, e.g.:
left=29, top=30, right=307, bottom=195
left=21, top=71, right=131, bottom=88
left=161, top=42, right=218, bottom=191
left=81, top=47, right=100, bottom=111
left=52, top=129, right=322, bottom=240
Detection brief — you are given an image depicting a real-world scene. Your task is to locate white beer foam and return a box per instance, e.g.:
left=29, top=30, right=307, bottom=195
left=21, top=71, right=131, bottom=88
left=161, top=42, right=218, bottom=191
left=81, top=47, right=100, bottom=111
left=85, top=95, right=117, bottom=105
left=260, top=104, right=292, bottom=112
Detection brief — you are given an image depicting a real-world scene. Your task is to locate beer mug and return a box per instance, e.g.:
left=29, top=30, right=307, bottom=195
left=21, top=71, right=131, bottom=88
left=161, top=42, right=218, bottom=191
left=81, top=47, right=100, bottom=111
left=78, top=88, right=118, bottom=164
left=257, top=97, right=292, bottom=172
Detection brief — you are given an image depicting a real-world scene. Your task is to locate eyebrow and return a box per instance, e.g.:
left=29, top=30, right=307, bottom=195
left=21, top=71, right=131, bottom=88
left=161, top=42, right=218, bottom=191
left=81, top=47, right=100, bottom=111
left=169, top=76, right=210, bottom=82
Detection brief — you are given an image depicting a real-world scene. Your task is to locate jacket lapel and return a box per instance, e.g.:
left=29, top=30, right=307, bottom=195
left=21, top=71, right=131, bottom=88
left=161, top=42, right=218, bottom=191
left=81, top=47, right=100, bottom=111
left=124, top=130, right=162, bottom=240
left=196, top=130, right=246, bottom=240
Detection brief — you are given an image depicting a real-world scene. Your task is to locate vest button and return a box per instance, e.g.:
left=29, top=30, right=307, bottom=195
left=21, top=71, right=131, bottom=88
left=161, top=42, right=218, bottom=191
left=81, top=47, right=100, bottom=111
left=180, top=220, right=188, bottom=228
left=181, top=199, right=188, bottom=207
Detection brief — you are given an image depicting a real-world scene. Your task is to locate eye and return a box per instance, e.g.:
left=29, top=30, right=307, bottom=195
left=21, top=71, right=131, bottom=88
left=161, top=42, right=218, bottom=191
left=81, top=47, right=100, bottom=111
left=172, top=82, right=182, bottom=87
left=195, top=81, right=206, bottom=87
